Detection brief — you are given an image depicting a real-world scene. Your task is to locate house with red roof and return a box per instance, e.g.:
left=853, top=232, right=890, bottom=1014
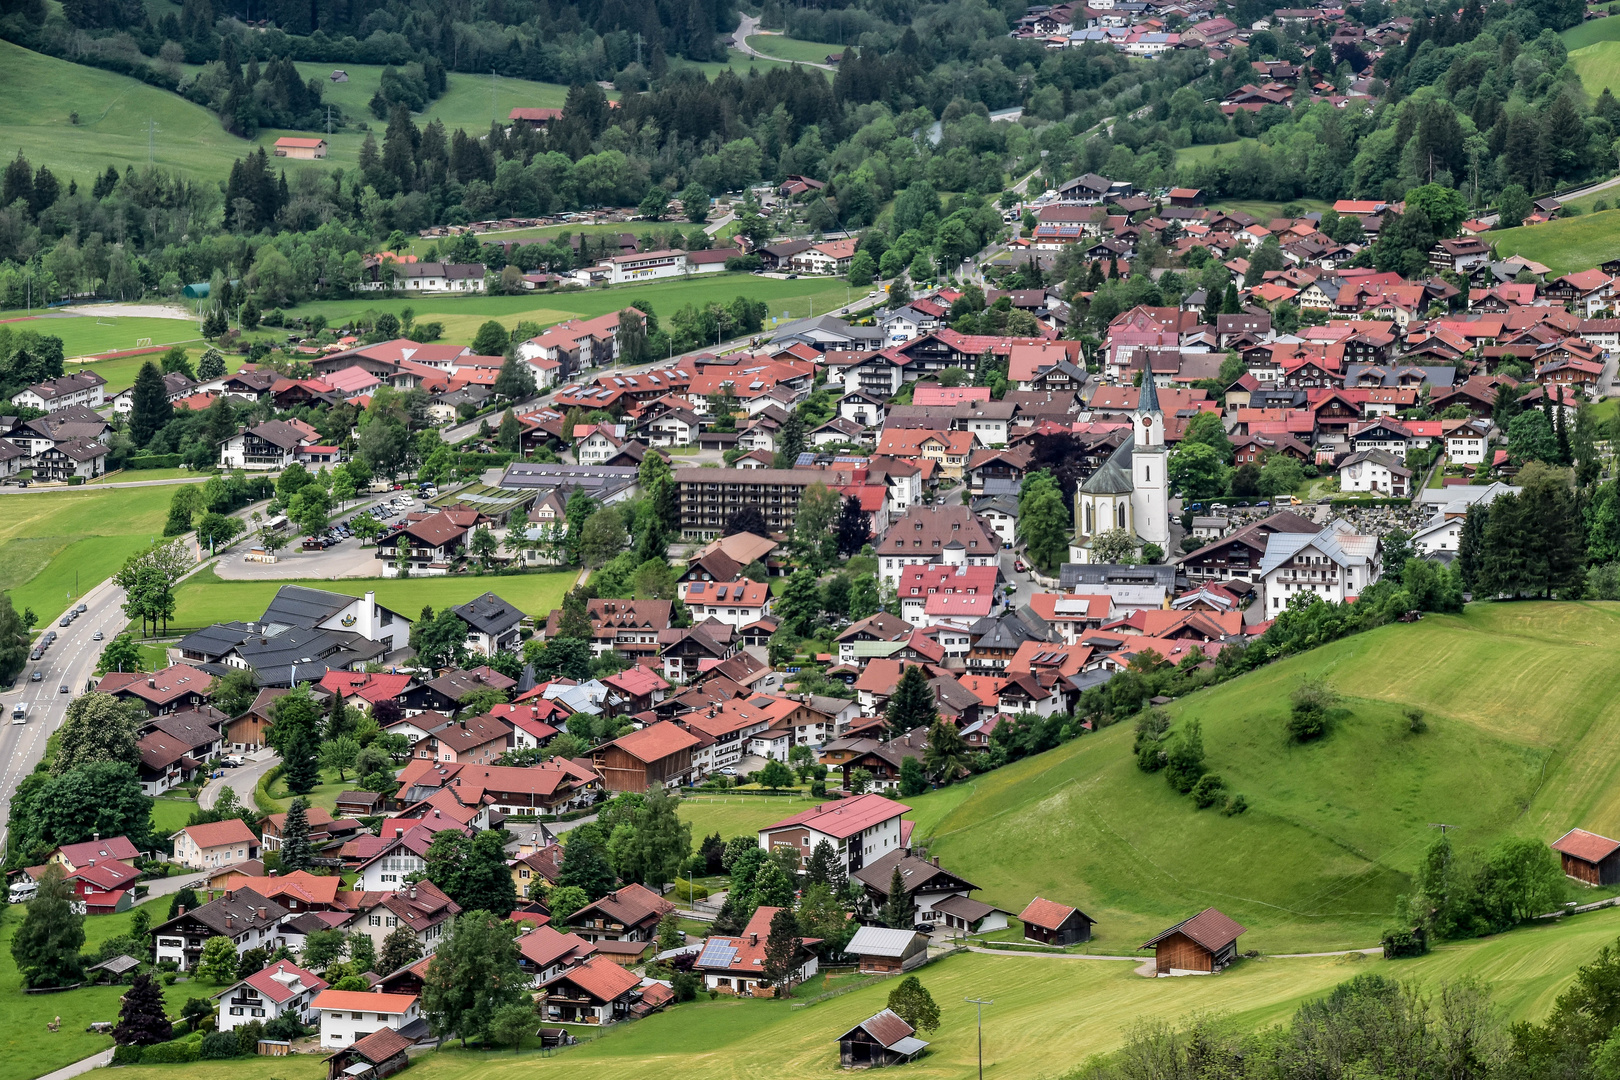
left=538, top=955, right=652, bottom=1024
left=758, top=793, right=911, bottom=877
left=216, top=960, right=328, bottom=1033
left=693, top=905, right=821, bottom=996
left=97, top=664, right=215, bottom=715
left=313, top=988, right=422, bottom=1048
left=596, top=721, right=700, bottom=792
left=170, top=819, right=261, bottom=870
left=517, top=923, right=597, bottom=984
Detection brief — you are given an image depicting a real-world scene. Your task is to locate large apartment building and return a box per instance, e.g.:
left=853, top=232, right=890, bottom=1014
left=672, top=468, right=819, bottom=540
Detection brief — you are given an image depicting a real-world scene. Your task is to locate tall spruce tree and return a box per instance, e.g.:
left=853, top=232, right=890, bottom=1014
left=885, top=664, right=938, bottom=739
left=10, top=865, right=84, bottom=989
left=113, top=972, right=173, bottom=1045
left=128, top=361, right=172, bottom=447
left=761, top=906, right=803, bottom=994
left=880, top=866, right=913, bottom=929
left=280, top=797, right=314, bottom=872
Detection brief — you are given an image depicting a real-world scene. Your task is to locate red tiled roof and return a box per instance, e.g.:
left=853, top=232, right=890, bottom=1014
left=543, top=955, right=640, bottom=1001
left=1141, top=907, right=1247, bottom=952
left=608, top=721, right=700, bottom=763
left=175, top=819, right=257, bottom=849
left=313, top=990, right=418, bottom=1013
left=1552, top=828, right=1620, bottom=864
left=762, top=793, right=910, bottom=840
left=1018, top=896, right=1080, bottom=931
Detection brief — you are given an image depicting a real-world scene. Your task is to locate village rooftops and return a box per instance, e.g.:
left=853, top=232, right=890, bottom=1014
left=761, top=793, right=911, bottom=840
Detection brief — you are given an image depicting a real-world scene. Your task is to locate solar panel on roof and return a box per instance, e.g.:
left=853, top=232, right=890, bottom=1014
left=696, top=941, right=737, bottom=968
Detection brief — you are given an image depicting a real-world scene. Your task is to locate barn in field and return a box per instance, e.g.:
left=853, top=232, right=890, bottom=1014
left=1552, top=828, right=1620, bottom=886
left=1140, top=907, right=1246, bottom=975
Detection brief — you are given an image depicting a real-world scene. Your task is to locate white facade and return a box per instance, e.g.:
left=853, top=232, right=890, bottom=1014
left=1132, top=397, right=1170, bottom=547
left=217, top=965, right=324, bottom=1032
left=1446, top=432, right=1487, bottom=465
left=317, top=994, right=421, bottom=1048
left=1338, top=456, right=1409, bottom=494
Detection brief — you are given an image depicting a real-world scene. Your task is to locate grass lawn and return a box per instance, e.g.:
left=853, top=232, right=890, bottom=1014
left=1174, top=138, right=1261, bottom=166
left=91, top=468, right=197, bottom=484
left=262, top=766, right=355, bottom=814
left=678, top=47, right=803, bottom=79
left=1208, top=197, right=1334, bottom=219
left=913, top=602, right=1620, bottom=955
left=0, top=901, right=219, bottom=1080
left=744, top=35, right=842, bottom=63
left=150, top=796, right=197, bottom=835
left=1567, top=15, right=1620, bottom=51
left=98, top=907, right=1620, bottom=1080
left=0, top=484, right=185, bottom=622
left=169, top=565, right=577, bottom=629
left=289, top=274, right=854, bottom=347
left=1488, top=207, right=1620, bottom=274
left=677, top=793, right=821, bottom=841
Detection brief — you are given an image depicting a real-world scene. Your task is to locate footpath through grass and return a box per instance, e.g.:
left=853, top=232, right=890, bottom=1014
left=170, top=565, right=577, bottom=629
left=0, top=485, right=181, bottom=622
left=909, top=602, right=1620, bottom=954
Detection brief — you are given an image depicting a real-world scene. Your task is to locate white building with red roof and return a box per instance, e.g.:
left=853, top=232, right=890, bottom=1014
left=693, top=905, right=821, bottom=996
left=757, top=793, right=911, bottom=876
left=313, top=989, right=422, bottom=1047
left=170, top=819, right=261, bottom=870
left=216, top=960, right=328, bottom=1032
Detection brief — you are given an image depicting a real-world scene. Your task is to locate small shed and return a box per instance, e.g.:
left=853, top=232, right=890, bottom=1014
left=330, top=69, right=349, bottom=82
left=837, top=1008, right=929, bottom=1068
left=323, top=1026, right=413, bottom=1080
left=845, top=926, right=930, bottom=974
left=1018, top=896, right=1093, bottom=946
left=335, top=790, right=384, bottom=817
left=538, top=1027, right=576, bottom=1048
left=1552, top=828, right=1620, bottom=885
left=1140, top=908, right=1246, bottom=975
left=931, top=895, right=1011, bottom=935
left=84, top=955, right=140, bottom=983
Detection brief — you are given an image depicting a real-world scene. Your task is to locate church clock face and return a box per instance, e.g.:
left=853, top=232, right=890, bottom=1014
left=1142, top=416, right=1152, bottom=429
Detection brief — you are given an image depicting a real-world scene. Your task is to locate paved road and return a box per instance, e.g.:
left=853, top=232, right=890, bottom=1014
left=198, top=746, right=279, bottom=811
left=33, top=1050, right=113, bottom=1080
left=0, top=577, right=136, bottom=851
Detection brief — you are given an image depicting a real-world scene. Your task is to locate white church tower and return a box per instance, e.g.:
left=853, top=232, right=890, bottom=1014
left=1131, top=377, right=1169, bottom=548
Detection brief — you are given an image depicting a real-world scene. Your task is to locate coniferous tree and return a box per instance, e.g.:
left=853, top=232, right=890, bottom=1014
left=128, top=361, right=171, bottom=447
left=923, top=718, right=969, bottom=783
left=556, top=834, right=616, bottom=900
left=761, top=906, right=803, bottom=994
left=1456, top=502, right=1489, bottom=593
left=836, top=495, right=872, bottom=557
left=880, top=866, right=913, bottom=929
left=379, top=924, right=423, bottom=974
left=1554, top=389, right=1572, bottom=466
left=280, top=797, right=314, bottom=872
left=885, top=664, right=938, bottom=739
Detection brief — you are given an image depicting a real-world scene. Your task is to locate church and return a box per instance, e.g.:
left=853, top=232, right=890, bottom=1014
left=1069, top=379, right=1170, bottom=562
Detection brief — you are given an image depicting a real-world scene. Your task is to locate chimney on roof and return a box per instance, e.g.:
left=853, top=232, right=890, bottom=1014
left=92, top=832, right=99, bottom=842
left=749, top=933, right=759, bottom=946
left=147, top=677, right=157, bottom=688
left=259, top=907, right=268, bottom=919
left=226, top=916, right=234, bottom=929
left=177, top=905, right=186, bottom=916
left=396, top=828, right=404, bottom=838
left=88, top=858, right=95, bottom=867
left=409, top=887, right=417, bottom=900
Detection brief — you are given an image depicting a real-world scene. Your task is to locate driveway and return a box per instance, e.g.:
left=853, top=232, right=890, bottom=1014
left=198, top=746, right=280, bottom=810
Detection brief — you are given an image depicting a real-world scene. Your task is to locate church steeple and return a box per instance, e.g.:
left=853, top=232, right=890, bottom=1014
left=1135, top=373, right=1164, bottom=449
left=1138, top=371, right=1160, bottom=416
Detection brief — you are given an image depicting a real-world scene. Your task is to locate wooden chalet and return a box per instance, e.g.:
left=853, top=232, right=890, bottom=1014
left=1017, top=896, right=1093, bottom=945
left=1552, top=828, right=1620, bottom=886
left=594, top=721, right=699, bottom=792
left=323, top=1027, right=413, bottom=1080
left=844, top=926, right=931, bottom=974
left=1140, top=907, right=1246, bottom=974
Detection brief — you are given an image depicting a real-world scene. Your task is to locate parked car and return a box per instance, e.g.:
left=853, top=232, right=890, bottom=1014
left=76, top=603, right=86, bottom=614
left=1014, top=559, right=1028, bottom=572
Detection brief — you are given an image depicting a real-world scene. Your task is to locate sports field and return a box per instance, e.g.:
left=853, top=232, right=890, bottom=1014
left=677, top=793, right=821, bottom=843
left=168, top=566, right=578, bottom=629
left=907, top=602, right=1620, bottom=955
left=0, top=485, right=182, bottom=623
left=0, top=312, right=201, bottom=361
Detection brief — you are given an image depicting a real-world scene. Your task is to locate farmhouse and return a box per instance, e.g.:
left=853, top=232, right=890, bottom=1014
left=1552, top=828, right=1620, bottom=886
left=693, top=906, right=821, bottom=996
left=595, top=721, right=700, bottom=792
left=1141, top=907, right=1247, bottom=974
left=273, top=137, right=328, bottom=159
left=1018, top=896, right=1093, bottom=945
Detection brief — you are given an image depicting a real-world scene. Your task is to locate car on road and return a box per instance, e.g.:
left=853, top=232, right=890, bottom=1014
left=58, top=617, right=70, bottom=627
left=92, top=631, right=103, bottom=641
left=58, top=685, right=68, bottom=694
left=29, top=670, right=42, bottom=682
left=1014, top=559, right=1028, bottom=572
left=223, top=754, right=245, bottom=767
left=76, top=603, right=86, bottom=614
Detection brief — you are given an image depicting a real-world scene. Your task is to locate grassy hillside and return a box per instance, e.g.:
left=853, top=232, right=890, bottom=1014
left=744, top=35, right=842, bottom=63
left=1487, top=208, right=1620, bottom=274
left=1175, top=137, right=1261, bottom=166
left=1566, top=16, right=1620, bottom=52
left=0, top=42, right=597, bottom=184
left=1572, top=40, right=1620, bottom=100
left=906, top=603, right=1620, bottom=955
left=94, top=906, right=1620, bottom=1080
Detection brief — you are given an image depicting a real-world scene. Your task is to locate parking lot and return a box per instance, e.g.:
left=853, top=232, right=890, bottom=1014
left=214, top=490, right=427, bottom=581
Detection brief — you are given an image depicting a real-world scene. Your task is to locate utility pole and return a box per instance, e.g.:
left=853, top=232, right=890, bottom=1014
left=491, top=69, right=498, bottom=125
left=146, top=119, right=159, bottom=163
left=326, top=105, right=332, bottom=134
left=636, top=32, right=642, bottom=66
left=965, top=997, right=992, bottom=1080
left=1428, top=823, right=1455, bottom=835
